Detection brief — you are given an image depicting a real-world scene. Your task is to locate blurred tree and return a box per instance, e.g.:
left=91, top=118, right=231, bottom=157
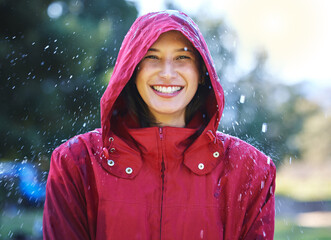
left=218, top=51, right=317, bottom=164
left=0, top=0, right=138, bottom=164
left=295, top=103, right=331, bottom=163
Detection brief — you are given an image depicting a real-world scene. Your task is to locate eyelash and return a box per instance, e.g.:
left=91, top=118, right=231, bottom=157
left=176, top=55, right=190, bottom=60
left=144, top=55, right=191, bottom=60
left=145, top=55, right=158, bottom=60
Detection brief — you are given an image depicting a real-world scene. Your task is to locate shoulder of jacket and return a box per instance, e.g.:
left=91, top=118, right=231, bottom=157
left=216, top=131, right=276, bottom=176
left=52, top=128, right=102, bottom=165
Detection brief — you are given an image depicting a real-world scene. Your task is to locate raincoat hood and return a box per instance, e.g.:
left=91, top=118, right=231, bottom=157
left=100, top=10, right=224, bottom=147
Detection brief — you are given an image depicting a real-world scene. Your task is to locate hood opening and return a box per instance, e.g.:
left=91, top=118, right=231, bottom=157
left=101, top=10, right=224, bottom=148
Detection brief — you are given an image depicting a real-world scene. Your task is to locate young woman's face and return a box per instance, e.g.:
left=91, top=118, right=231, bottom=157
left=135, top=31, right=200, bottom=127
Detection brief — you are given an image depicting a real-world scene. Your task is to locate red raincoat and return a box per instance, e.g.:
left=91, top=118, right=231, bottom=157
left=43, top=10, right=276, bottom=240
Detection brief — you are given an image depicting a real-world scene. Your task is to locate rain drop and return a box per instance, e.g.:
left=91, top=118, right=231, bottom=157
left=47, top=2, right=64, bottom=19
left=239, top=95, right=245, bottom=104
left=261, top=123, right=267, bottom=133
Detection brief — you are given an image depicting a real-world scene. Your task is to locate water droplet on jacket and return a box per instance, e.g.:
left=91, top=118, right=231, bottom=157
left=261, top=181, right=265, bottom=189
left=237, top=193, right=242, bottom=201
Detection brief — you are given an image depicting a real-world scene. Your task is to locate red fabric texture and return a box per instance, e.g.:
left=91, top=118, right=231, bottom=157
left=43, top=10, right=276, bottom=240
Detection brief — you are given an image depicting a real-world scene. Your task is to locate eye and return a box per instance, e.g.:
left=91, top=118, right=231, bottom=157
left=144, top=55, right=158, bottom=60
left=176, top=55, right=191, bottom=60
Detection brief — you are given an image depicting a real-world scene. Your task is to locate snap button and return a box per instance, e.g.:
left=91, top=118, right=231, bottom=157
left=198, top=163, right=204, bottom=170
left=107, top=159, right=115, bottom=166
left=213, top=151, right=219, bottom=158
left=110, top=147, right=115, bottom=152
left=125, top=167, right=133, bottom=174
left=109, top=137, right=114, bottom=142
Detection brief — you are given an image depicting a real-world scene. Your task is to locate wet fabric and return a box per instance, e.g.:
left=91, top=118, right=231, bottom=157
left=43, top=10, right=276, bottom=240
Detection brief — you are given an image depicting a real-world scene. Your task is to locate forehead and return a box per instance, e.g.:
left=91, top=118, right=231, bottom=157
left=151, top=30, right=194, bottom=48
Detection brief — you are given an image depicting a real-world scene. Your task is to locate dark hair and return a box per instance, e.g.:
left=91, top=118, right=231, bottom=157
left=122, top=56, right=211, bottom=128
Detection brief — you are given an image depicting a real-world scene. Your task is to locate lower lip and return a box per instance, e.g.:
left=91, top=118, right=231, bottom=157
left=151, top=87, right=183, bottom=98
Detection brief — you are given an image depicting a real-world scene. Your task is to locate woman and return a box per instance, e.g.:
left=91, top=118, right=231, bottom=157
left=43, top=10, right=276, bottom=240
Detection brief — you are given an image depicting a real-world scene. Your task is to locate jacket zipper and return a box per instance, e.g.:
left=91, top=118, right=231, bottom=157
left=159, top=127, right=165, bottom=240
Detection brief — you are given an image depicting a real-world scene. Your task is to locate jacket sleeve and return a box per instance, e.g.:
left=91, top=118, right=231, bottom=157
left=43, top=148, right=90, bottom=240
left=241, top=161, right=276, bottom=240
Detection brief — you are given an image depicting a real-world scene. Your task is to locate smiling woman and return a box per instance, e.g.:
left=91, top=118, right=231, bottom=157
left=43, top=10, right=276, bottom=240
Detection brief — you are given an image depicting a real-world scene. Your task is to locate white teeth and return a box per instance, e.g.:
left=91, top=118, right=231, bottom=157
left=152, top=86, right=182, bottom=94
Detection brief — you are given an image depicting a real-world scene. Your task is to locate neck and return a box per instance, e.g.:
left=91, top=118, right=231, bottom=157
left=152, top=112, right=186, bottom=128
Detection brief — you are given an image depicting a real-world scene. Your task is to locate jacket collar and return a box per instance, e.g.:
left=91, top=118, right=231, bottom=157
left=99, top=114, right=225, bottom=179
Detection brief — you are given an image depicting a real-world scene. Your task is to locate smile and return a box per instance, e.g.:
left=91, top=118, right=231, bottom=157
left=151, top=85, right=183, bottom=94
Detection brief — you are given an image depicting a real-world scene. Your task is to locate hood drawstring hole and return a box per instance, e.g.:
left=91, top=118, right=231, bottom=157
left=107, top=159, right=115, bottom=166
left=125, top=167, right=133, bottom=174
left=198, top=163, right=204, bottom=170
left=213, top=152, right=219, bottom=158
left=109, top=137, right=114, bottom=142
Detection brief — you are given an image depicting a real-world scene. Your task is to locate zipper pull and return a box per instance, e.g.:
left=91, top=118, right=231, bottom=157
left=159, top=127, right=163, bottom=140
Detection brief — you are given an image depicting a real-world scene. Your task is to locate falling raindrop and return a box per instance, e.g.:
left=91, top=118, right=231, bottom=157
left=261, top=123, right=267, bottom=133
left=47, top=2, right=64, bottom=19
left=289, top=157, right=292, bottom=164
left=239, top=95, right=245, bottom=103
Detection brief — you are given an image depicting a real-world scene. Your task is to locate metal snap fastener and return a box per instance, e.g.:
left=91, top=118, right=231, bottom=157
left=109, top=137, right=114, bottom=142
left=125, top=167, right=133, bottom=174
left=110, top=148, right=115, bottom=152
left=198, top=163, right=204, bottom=170
left=213, top=151, right=219, bottom=158
left=107, top=159, right=115, bottom=166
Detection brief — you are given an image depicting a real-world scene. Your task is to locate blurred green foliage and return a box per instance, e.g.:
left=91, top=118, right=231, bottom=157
left=0, top=0, right=137, bottom=163
left=275, top=219, right=331, bottom=240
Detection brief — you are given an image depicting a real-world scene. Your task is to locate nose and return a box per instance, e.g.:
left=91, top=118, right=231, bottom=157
left=159, top=60, right=177, bottom=80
